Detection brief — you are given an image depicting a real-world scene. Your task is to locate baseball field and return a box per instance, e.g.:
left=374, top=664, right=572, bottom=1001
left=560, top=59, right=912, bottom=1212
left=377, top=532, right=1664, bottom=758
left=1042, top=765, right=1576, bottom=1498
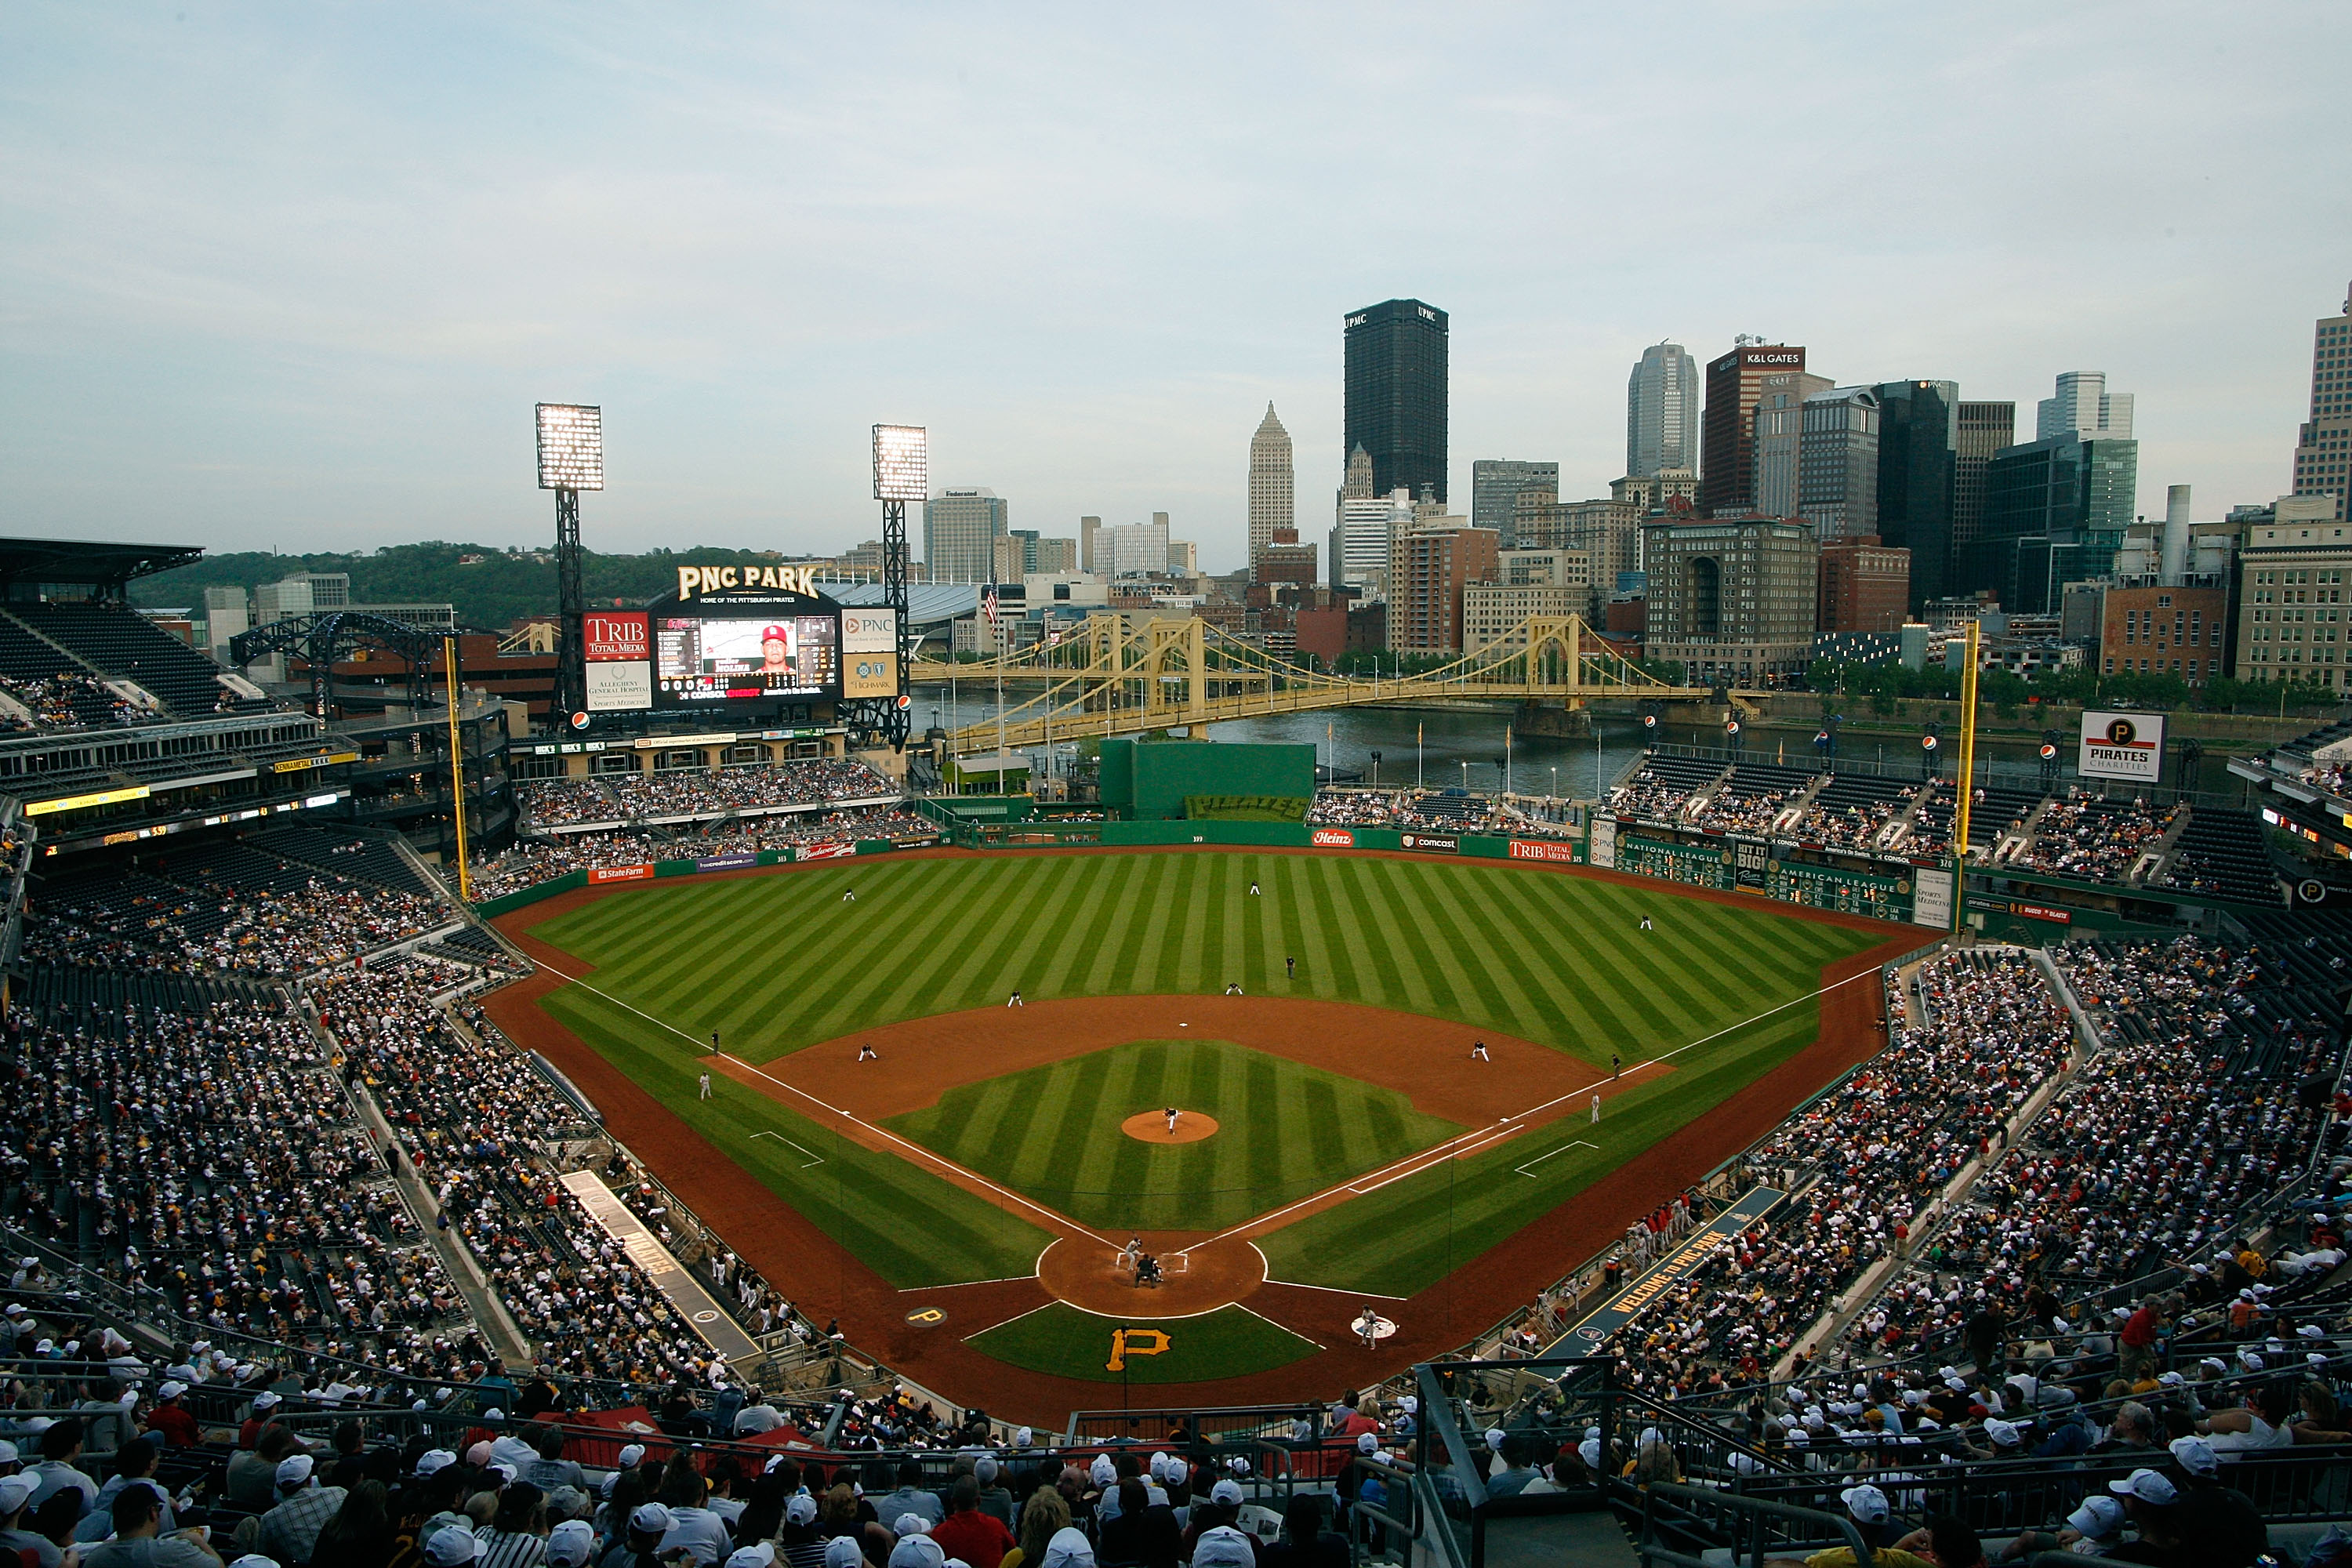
left=488, top=846, right=1910, bottom=1418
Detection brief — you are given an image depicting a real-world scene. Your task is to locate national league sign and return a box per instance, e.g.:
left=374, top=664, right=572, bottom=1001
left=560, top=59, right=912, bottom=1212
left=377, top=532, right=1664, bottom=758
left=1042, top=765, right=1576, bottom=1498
left=2078, top=710, right=2166, bottom=783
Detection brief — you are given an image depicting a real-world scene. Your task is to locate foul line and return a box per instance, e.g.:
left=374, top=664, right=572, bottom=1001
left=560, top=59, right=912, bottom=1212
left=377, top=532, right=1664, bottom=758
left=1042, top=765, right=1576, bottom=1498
left=899, top=1272, right=1041, bottom=1292
left=529, top=953, right=1119, bottom=1250
left=1514, top=1139, right=1597, bottom=1177
left=1174, top=964, right=1884, bottom=1258
left=1263, top=1277, right=1410, bottom=1301
left=750, top=1131, right=826, bottom=1167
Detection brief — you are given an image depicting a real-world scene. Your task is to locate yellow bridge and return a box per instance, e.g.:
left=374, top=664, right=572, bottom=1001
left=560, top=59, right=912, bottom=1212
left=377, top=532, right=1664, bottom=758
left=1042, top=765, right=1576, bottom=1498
left=909, top=612, right=1744, bottom=753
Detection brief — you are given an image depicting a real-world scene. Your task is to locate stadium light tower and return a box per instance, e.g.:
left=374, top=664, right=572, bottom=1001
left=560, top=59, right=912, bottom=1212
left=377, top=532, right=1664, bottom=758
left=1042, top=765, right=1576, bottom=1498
left=536, top=402, right=604, bottom=728
left=871, top=424, right=925, bottom=750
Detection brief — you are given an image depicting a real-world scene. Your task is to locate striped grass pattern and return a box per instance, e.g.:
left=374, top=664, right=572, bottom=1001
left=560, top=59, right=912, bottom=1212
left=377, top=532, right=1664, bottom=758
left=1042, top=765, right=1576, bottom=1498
left=525, top=851, right=1873, bottom=1067
left=886, top=1037, right=1461, bottom=1230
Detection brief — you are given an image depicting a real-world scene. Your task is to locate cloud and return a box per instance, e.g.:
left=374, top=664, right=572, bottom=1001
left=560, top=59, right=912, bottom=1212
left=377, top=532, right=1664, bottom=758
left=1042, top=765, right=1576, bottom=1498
left=1, top=2, right=2345, bottom=566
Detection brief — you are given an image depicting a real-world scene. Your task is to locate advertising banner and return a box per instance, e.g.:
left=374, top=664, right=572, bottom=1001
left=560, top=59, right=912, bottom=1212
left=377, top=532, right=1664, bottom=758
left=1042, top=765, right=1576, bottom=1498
left=588, top=864, right=655, bottom=884
left=2078, top=710, right=2167, bottom=782
left=1732, top=837, right=1769, bottom=888
left=841, top=608, right=898, bottom=653
left=693, top=853, right=759, bottom=873
left=584, top=612, right=649, bottom=662
left=1911, top=866, right=1953, bottom=929
left=586, top=661, right=654, bottom=713
left=1508, top=839, right=1577, bottom=862
left=843, top=651, right=899, bottom=699
left=798, top=842, right=855, bottom=861
left=1588, top=816, right=1617, bottom=869
left=1310, top=827, right=1356, bottom=848
left=1399, top=831, right=1459, bottom=853
left=892, top=834, right=940, bottom=850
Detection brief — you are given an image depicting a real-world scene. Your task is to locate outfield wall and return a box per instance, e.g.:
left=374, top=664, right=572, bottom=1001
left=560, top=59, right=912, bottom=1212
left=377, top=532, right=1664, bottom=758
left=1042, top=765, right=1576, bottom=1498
left=469, top=811, right=1951, bottom=929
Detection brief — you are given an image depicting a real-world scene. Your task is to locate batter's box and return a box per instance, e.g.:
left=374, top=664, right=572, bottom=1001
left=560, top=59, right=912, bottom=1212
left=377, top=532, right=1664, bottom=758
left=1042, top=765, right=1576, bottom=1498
left=1514, top=1139, right=1596, bottom=1178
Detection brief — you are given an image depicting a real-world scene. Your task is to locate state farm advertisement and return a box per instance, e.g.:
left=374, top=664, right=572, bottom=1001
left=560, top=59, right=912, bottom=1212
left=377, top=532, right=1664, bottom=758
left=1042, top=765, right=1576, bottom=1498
left=1509, top=839, right=1577, bottom=862
left=588, top=864, right=654, bottom=884
left=1310, top=828, right=1355, bottom=848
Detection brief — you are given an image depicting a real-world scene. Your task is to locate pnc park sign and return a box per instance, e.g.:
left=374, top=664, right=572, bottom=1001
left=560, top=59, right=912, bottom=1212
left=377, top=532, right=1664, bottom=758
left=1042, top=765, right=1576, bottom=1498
left=674, top=563, right=828, bottom=601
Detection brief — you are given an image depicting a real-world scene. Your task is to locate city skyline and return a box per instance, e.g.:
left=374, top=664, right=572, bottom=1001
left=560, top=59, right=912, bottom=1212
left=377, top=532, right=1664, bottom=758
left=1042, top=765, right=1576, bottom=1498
left=4, top=6, right=2347, bottom=571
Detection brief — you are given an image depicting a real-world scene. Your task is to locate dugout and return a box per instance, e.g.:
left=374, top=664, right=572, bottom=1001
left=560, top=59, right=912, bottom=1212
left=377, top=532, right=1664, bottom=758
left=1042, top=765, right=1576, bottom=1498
left=1098, top=736, right=1314, bottom=821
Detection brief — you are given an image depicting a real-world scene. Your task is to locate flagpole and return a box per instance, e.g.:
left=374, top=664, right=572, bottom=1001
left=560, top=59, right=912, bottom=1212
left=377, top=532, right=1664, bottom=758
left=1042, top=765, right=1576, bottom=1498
left=1417, top=723, right=1424, bottom=790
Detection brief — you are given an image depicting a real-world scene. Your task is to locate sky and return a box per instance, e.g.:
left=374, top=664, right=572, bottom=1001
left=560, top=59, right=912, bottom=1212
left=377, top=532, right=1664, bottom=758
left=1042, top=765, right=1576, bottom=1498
left=4, top=3, right=2348, bottom=575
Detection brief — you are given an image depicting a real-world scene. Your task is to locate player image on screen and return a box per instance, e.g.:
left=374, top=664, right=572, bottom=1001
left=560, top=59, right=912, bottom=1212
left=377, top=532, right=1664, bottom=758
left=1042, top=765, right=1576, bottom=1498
left=656, top=615, right=838, bottom=702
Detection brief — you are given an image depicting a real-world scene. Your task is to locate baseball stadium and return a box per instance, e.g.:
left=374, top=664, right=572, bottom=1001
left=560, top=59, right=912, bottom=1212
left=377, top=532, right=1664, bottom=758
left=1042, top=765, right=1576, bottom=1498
left=2, top=535, right=2347, bottom=1568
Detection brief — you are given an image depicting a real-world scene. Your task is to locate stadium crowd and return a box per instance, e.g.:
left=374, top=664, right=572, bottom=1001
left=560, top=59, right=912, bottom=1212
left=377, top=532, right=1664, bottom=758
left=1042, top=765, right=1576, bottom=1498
left=1603, top=768, right=1695, bottom=823
left=2008, top=793, right=2176, bottom=883
left=464, top=808, right=938, bottom=899
left=0, top=672, right=160, bottom=731
left=27, top=876, right=446, bottom=978
left=0, top=994, right=477, bottom=1375
left=1783, top=781, right=1929, bottom=854
left=517, top=761, right=896, bottom=830
left=1304, top=789, right=1575, bottom=840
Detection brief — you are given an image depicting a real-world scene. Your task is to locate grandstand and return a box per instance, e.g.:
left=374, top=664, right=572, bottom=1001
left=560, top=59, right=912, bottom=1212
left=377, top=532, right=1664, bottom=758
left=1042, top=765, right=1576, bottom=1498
left=0, top=622, right=2343, bottom=1567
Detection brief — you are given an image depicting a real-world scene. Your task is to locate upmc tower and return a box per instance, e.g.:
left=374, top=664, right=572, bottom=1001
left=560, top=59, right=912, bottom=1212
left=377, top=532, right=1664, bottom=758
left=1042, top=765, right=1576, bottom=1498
left=1345, top=299, right=1450, bottom=505
left=1700, top=342, right=1807, bottom=515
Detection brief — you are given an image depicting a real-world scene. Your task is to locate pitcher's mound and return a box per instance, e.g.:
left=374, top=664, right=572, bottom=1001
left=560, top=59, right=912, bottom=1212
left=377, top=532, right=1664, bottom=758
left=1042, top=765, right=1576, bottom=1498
left=1121, top=1109, right=1218, bottom=1144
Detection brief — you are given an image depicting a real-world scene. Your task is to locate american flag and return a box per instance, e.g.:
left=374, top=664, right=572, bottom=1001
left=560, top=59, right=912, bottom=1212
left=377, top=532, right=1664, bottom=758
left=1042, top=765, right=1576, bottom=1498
left=982, top=583, right=1000, bottom=630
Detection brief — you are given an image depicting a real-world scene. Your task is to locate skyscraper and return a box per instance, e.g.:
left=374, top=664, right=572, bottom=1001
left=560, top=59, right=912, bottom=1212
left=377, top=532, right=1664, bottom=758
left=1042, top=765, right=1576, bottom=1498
left=1079, top=515, right=1102, bottom=573
left=2037, top=371, right=2134, bottom=441
left=2292, top=281, right=2352, bottom=511
left=923, top=488, right=1009, bottom=583
left=1627, top=342, right=1700, bottom=477
left=1798, top=386, right=1882, bottom=541
left=1701, top=342, right=1808, bottom=514
left=1875, top=380, right=1958, bottom=612
left=1953, top=401, right=2016, bottom=579
left=1470, top=459, right=1558, bottom=550
left=1751, top=369, right=1831, bottom=519
left=1247, top=403, right=1294, bottom=578
left=1345, top=299, right=1449, bottom=504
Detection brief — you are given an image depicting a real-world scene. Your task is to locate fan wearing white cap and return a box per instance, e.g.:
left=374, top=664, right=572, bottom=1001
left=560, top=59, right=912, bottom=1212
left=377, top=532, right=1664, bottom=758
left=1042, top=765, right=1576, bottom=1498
left=543, top=1519, right=597, bottom=1568
left=145, top=1381, right=201, bottom=1448
left=257, top=1453, right=346, bottom=1567
left=1189, top=1526, right=1255, bottom=1568
left=0, top=1473, right=50, bottom=1567
left=423, top=1523, right=481, bottom=1566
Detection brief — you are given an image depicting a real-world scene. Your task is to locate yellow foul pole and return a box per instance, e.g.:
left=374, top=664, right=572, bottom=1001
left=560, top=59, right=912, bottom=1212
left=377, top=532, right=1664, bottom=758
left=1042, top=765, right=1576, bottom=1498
left=1951, top=620, right=1980, bottom=934
left=445, top=635, right=471, bottom=904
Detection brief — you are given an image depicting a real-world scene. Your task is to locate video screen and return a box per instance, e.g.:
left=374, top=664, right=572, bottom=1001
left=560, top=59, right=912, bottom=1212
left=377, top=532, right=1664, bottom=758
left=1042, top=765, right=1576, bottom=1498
left=655, top=615, right=838, bottom=703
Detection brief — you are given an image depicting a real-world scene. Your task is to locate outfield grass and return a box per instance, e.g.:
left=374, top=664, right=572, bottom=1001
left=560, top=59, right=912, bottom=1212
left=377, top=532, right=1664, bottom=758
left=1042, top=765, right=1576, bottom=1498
left=966, top=1301, right=1319, bottom=1384
left=887, top=1037, right=1461, bottom=1230
left=524, top=851, right=1875, bottom=1068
